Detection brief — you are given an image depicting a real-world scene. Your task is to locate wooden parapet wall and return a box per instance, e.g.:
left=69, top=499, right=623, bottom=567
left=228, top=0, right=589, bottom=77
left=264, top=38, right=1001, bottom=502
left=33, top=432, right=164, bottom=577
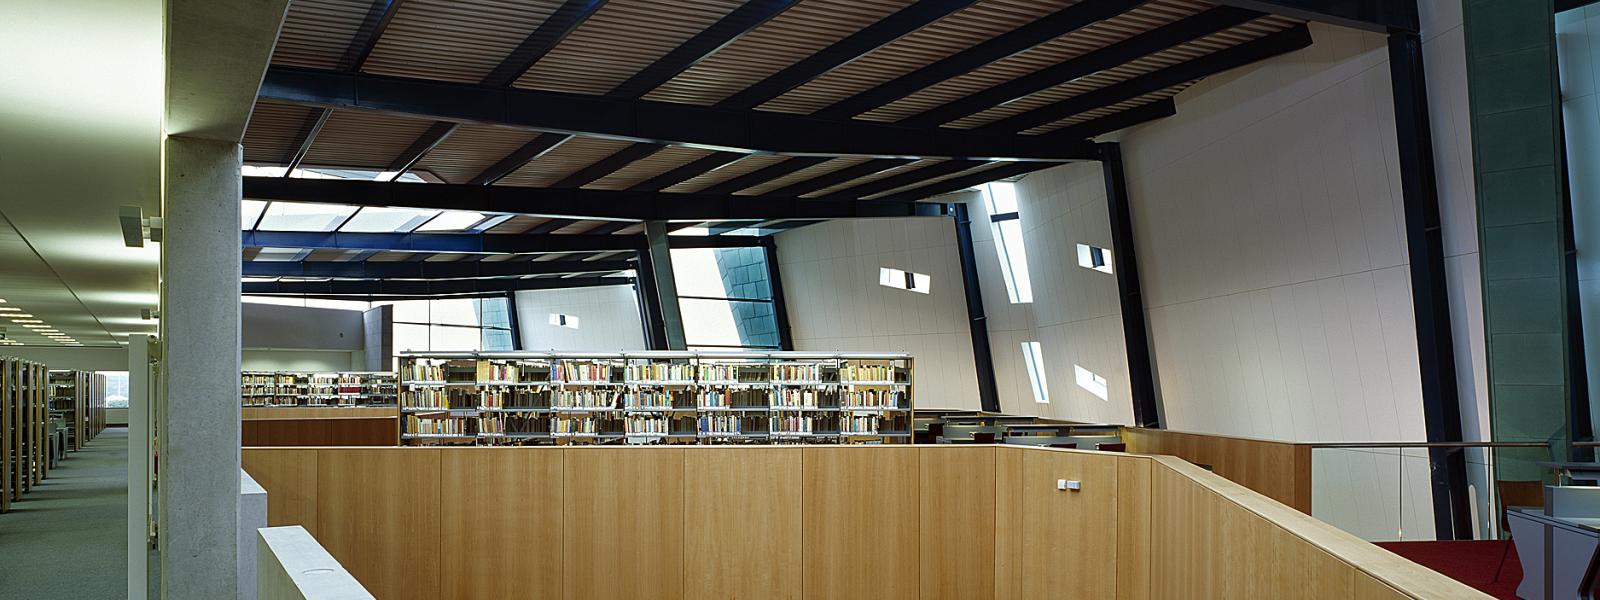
left=1121, top=427, right=1313, bottom=512
left=242, top=445, right=1484, bottom=600
left=243, top=407, right=399, bottom=446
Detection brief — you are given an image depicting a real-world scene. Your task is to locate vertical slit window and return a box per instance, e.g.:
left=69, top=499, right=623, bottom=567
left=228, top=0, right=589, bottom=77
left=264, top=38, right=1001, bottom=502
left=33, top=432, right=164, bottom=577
left=981, top=182, right=1033, bottom=303
left=1022, top=341, right=1049, bottom=404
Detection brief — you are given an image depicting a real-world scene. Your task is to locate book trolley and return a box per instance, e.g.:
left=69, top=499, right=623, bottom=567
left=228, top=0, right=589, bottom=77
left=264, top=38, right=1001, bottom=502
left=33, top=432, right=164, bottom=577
left=397, top=351, right=914, bottom=446
left=240, top=371, right=398, bottom=407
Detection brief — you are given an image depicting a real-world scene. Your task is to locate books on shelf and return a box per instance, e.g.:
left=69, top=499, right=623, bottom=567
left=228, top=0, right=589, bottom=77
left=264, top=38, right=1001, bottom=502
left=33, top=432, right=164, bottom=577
left=241, top=370, right=398, bottom=407
left=395, top=352, right=913, bottom=446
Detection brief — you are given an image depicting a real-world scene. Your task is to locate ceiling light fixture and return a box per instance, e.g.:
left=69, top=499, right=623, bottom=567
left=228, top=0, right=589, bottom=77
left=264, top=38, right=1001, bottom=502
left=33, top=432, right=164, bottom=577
left=0, top=307, right=17, bottom=312
left=6, top=313, right=34, bottom=319
left=13, top=319, right=42, bottom=324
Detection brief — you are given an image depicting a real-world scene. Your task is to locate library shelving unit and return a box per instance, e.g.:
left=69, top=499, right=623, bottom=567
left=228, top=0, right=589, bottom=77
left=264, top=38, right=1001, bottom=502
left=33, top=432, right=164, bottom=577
left=240, top=371, right=398, bottom=408
left=3, top=357, right=49, bottom=513
left=48, top=370, right=106, bottom=452
left=398, top=351, right=914, bottom=446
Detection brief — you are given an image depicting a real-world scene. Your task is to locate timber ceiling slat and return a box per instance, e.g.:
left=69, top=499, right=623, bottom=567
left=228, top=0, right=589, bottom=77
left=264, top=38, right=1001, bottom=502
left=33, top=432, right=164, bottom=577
left=271, top=0, right=376, bottom=69
left=243, top=101, right=318, bottom=164
left=363, top=0, right=567, bottom=83
left=413, top=124, right=546, bottom=184
left=513, top=0, right=749, bottom=96
left=301, top=110, right=441, bottom=170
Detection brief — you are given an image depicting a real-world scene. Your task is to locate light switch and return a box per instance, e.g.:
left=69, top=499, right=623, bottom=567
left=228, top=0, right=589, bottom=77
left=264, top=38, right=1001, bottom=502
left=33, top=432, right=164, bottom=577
left=1066, top=480, right=1081, bottom=491
left=1057, top=479, right=1067, bottom=490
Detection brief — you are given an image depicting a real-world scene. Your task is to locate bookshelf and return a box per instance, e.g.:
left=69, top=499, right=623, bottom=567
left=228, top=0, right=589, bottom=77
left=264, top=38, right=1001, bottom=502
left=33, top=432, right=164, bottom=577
left=398, top=352, right=914, bottom=446
left=47, top=370, right=104, bottom=451
left=240, top=371, right=398, bottom=408
left=3, top=357, right=49, bottom=512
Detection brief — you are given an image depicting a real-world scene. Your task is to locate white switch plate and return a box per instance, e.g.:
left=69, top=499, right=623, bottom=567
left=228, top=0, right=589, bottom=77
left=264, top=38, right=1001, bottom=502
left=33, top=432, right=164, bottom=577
left=1066, top=480, right=1081, bottom=491
left=1057, top=479, right=1068, bottom=490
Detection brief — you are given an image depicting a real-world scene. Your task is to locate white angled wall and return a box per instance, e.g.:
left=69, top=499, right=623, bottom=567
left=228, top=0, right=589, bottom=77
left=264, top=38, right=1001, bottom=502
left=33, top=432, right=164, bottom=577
left=775, top=218, right=981, bottom=409
left=1558, top=5, right=1600, bottom=429
left=514, top=285, right=646, bottom=352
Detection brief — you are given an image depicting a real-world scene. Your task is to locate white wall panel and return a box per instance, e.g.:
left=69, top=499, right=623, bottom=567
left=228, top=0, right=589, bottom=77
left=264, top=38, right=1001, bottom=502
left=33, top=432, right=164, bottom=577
left=514, top=285, right=645, bottom=352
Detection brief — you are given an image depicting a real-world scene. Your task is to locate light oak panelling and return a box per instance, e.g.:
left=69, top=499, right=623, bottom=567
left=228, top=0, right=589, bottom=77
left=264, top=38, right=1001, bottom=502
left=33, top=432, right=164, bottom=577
left=562, top=448, right=684, bottom=600
left=1354, top=570, right=1412, bottom=600
left=683, top=448, right=802, bottom=600
left=441, top=448, right=564, bottom=599
left=242, top=448, right=319, bottom=533
left=1020, top=449, right=1120, bottom=600
left=1122, top=427, right=1312, bottom=512
left=918, top=447, right=995, bottom=600
left=994, top=446, right=1023, bottom=600
left=802, top=447, right=919, bottom=600
left=315, top=448, right=441, bottom=600
left=1115, top=457, right=1152, bottom=600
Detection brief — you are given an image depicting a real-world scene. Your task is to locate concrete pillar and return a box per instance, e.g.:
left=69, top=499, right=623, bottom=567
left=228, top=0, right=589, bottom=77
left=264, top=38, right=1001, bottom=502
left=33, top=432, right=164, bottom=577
left=644, top=222, right=687, bottom=349
left=160, top=135, right=242, bottom=598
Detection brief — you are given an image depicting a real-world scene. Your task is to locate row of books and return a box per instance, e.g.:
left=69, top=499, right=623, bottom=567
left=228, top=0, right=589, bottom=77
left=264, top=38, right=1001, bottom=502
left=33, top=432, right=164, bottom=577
left=625, top=363, right=694, bottom=382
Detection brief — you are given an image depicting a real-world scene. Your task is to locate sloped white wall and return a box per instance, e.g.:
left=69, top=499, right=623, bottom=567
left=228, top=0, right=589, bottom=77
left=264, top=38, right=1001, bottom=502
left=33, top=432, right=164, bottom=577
left=775, top=218, right=981, bottom=409
left=514, top=285, right=647, bottom=352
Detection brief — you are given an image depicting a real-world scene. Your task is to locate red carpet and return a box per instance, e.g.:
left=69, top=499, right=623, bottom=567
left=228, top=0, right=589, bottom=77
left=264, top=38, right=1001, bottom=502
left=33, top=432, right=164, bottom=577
left=1375, top=541, right=1521, bottom=599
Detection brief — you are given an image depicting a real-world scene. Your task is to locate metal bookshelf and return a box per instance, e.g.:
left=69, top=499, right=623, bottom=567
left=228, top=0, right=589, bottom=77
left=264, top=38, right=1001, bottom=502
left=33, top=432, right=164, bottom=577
left=240, top=371, right=398, bottom=408
left=398, top=351, right=914, bottom=446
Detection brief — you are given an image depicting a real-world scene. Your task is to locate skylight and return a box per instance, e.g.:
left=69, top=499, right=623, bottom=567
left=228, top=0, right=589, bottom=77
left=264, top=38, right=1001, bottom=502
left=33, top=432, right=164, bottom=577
left=254, top=202, right=359, bottom=232
left=979, top=182, right=1033, bottom=304
left=241, top=200, right=267, bottom=229
left=339, top=207, right=442, bottom=233
left=416, top=211, right=489, bottom=232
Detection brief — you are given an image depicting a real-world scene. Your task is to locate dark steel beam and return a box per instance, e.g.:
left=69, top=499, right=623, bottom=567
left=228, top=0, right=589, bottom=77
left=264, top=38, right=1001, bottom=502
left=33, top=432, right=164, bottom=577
left=242, top=259, right=633, bottom=279
left=1558, top=0, right=1600, bottom=12
left=467, top=133, right=568, bottom=185
left=339, top=0, right=406, bottom=71
left=282, top=109, right=331, bottom=175
left=258, top=66, right=1098, bottom=161
left=628, top=151, right=746, bottom=191
left=759, top=237, right=794, bottom=350
left=817, top=160, right=981, bottom=200
left=609, top=0, right=799, bottom=98
left=983, top=25, right=1313, bottom=134
left=1387, top=32, right=1469, bottom=539
left=1097, top=143, right=1160, bottom=428
left=384, top=122, right=460, bottom=179
left=243, top=276, right=630, bottom=296
left=244, top=230, right=645, bottom=253
left=481, top=0, right=609, bottom=87
left=815, top=0, right=1147, bottom=119
left=719, top=0, right=978, bottom=109
left=699, top=157, right=831, bottom=194
left=903, top=7, right=1257, bottom=127
left=243, top=176, right=955, bottom=221
left=1211, top=0, right=1416, bottom=33
left=953, top=202, right=1000, bottom=412
left=553, top=143, right=669, bottom=188
left=1044, top=98, right=1177, bottom=141
left=875, top=161, right=1051, bottom=203
left=526, top=219, right=580, bottom=234
left=764, top=159, right=913, bottom=197
left=580, top=221, right=634, bottom=236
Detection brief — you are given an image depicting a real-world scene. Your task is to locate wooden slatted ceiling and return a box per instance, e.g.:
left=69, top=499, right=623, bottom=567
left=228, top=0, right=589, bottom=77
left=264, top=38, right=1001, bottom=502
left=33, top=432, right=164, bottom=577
left=756, top=0, right=1075, bottom=115
left=485, top=215, right=551, bottom=234
left=642, top=0, right=916, bottom=105
left=302, top=109, right=440, bottom=170
left=855, top=0, right=1206, bottom=123
left=243, top=101, right=317, bottom=163
left=582, top=146, right=719, bottom=190
left=271, top=0, right=374, bottom=69
left=363, top=0, right=566, bottom=83
left=495, top=137, right=634, bottom=187
left=661, top=154, right=789, bottom=193
left=413, top=123, right=545, bottom=184
left=949, top=15, right=1301, bottom=131
left=861, top=160, right=1023, bottom=199
left=734, top=156, right=875, bottom=196
left=804, top=159, right=943, bottom=197
left=513, top=0, right=749, bottom=96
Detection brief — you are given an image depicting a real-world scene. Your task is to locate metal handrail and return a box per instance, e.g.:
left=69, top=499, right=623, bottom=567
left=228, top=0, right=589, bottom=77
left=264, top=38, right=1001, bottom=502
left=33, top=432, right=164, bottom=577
left=1308, top=441, right=1548, bottom=449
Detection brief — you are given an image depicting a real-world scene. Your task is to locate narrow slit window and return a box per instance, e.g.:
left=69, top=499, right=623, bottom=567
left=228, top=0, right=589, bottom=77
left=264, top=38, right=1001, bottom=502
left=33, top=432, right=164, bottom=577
left=879, top=267, right=931, bottom=294
left=548, top=314, right=580, bottom=329
left=1021, top=342, right=1049, bottom=404
left=980, top=182, right=1033, bottom=303
left=1076, top=243, right=1114, bottom=274
left=1074, top=365, right=1109, bottom=401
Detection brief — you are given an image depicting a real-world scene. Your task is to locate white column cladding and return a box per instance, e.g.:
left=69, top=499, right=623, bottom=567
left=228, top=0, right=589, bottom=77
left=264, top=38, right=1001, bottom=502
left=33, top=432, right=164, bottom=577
left=160, top=136, right=242, bottom=598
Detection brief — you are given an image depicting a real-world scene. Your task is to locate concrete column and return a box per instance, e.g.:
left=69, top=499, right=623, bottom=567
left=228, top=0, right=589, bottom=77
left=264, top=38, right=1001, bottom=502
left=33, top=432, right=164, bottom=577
left=160, top=135, right=242, bottom=598
left=644, top=222, right=687, bottom=349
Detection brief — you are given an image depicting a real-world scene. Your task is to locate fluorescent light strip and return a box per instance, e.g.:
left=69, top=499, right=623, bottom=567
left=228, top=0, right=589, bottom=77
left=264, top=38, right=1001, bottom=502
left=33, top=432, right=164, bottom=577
left=7, top=314, right=35, bottom=319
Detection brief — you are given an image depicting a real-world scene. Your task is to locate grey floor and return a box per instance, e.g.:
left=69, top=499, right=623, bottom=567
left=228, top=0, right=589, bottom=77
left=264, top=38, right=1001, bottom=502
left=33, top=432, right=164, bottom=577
left=0, top=427, right=129, bottom=600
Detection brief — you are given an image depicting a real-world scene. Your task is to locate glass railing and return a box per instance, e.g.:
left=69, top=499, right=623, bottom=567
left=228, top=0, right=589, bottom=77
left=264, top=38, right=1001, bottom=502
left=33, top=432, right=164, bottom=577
left=1310, top=441, right=1554, bottom=541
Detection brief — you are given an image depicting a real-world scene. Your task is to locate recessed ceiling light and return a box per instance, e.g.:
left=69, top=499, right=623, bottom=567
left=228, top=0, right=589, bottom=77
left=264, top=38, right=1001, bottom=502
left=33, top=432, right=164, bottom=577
left=0, top=308, right=18, bottom=312
left=6, top=314, right=35, bottom=319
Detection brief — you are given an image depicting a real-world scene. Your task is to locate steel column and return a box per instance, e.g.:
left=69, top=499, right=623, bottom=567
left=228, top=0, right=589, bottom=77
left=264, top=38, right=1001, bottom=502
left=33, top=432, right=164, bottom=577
left=952, top=202, right=1000, bottom=412
left=1097, top=142, right=1161, bottom=428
